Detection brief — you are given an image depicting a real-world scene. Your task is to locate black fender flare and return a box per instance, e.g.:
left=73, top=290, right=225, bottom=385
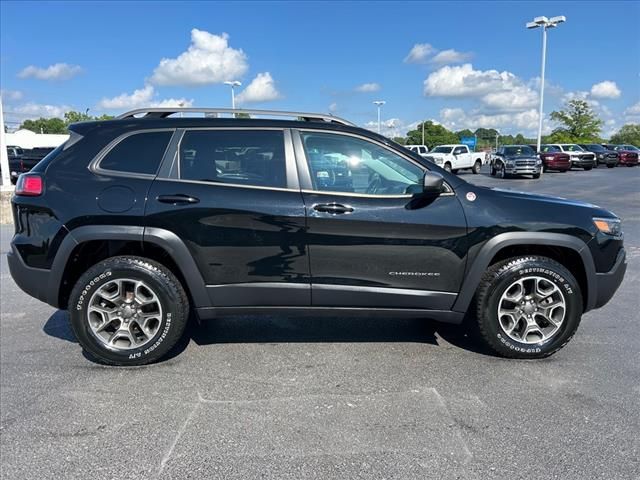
left=452, top=232, right=597, bottom=314
left=48, top=225, right=209, bottom=308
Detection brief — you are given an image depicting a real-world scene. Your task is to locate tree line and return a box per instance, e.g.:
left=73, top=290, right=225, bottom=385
left=394, top=100, right=640, bottom=148
left=15, top=101, right=640, bottom=147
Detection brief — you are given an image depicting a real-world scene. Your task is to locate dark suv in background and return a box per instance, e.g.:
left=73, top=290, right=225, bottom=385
left=490, top=145, right=541, bottom=178
left=579, top=144, right=618, bottom=168
left=8, top=108, right=627, bottom=365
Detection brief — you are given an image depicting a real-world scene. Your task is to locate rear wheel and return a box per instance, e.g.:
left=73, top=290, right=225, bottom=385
left=69, top=256, right=189, bottom=366
left=475, top=256, right=583, bottom=358
left=472, top=160, right=482, bottom=174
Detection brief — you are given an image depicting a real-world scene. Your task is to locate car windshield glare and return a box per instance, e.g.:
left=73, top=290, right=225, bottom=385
left=432, top=146, right=453, bottom=153
left=504, top=146, right=535, bottom=156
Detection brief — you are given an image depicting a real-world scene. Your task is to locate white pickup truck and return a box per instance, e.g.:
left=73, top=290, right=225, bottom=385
left=424, top=144, right=485, bottom=174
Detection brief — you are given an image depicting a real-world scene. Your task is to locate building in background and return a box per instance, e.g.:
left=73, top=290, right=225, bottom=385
left=5, top=129, right=69, bottom=149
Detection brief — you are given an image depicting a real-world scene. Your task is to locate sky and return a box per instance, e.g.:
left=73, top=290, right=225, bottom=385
left=1, top=0, right=639, bottom=138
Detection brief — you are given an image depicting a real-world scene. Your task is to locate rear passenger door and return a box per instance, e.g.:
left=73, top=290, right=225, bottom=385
left=145, top=128, right=310, bottom=308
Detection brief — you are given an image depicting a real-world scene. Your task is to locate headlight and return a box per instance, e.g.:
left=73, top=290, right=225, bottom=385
left=593, top=217, right=622, bottom=236
left=598, top=153, right=605, bottom=159
left=506, top=161, right=515, bottom=167
left=536, top=159, right=542, bottom=165
left=544, top=155, right=554, bottom=160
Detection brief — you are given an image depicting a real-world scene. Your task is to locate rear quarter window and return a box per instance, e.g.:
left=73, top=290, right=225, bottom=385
left=99, top=131, right=173, bottom=175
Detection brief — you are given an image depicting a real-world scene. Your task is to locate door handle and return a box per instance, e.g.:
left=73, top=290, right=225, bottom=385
left=156, top=194, right=200, bottom=205
left=313, top=203, right=354, bottom=214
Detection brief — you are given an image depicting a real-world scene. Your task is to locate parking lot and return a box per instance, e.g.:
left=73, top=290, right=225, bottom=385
left=1, top=165, right=638, bottom=480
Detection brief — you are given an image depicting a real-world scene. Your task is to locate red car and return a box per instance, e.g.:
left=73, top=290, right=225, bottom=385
left=535, top=144, right=571, bottom=172
left=604, top=144, right=639, bottom=166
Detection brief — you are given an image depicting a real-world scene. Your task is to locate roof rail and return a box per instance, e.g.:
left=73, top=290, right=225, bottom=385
left=116, top=107, right=356, bottom=127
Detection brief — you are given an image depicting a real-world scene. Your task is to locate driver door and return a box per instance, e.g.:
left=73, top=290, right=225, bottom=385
left=294, top=130, right=468, bottom=310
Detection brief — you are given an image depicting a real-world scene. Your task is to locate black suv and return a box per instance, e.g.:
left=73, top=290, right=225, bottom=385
left=579, top=144, right=618, bottom=168
left=490, top=145, right=541, bottom=178
left=8, top=108, right=627, bottom=365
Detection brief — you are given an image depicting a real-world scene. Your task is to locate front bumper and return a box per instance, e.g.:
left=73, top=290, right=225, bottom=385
left=570, top=158, right=596, bottom=167
left=504, top=166, right=541, bottom=175
left=593, top=248, right=627, bottom=309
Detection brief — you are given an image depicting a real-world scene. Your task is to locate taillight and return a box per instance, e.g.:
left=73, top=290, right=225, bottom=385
left=15, top=175, right=43, bottom=196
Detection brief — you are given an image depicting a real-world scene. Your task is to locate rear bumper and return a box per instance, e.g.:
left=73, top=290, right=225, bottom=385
left=593, top=248, right=626, bottom=309
left=7, top=244, right=55, bottom=307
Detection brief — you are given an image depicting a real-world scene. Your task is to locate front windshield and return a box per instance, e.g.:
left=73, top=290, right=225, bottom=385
left=585, top=144, right=605, bottom=152
left=541, top=145, right=561, bottom=153
left=561, top=144, right=584, bottom=152
left=504, top=146, right=535, bottom=156
left=431, top=146, right=453, bottom=154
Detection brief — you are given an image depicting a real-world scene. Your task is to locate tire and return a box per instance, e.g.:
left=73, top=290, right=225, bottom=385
left=452, top=169, right=459, bottom=174
left=68, top=256, right=189, bottom=366
left=472, top=160, right=481, bottom=174
left=475, top=256, right=583, bottom=359
left=444, top=162, right=452, bottom=173
left=607, top=164, right=615, bottom=168
left=533, top=173, right=541, bottom=179
left=490, top=164, right=496, bottom=176
left=583, top=166, right=592, bottom=171
left=560, top=169, right=568, bottom=172
left=499, top=165, right=508, bottom=179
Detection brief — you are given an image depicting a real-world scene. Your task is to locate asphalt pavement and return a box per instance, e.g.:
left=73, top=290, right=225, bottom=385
left=1, top=165, right=639, bottom=479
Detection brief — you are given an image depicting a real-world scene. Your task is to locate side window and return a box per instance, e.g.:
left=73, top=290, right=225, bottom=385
left=179, top=130, right=286, bottom=188
left=453, top=146, right=466, bottom=155
left=300, top=132, right=423, bottom=196
left=419, top=146, right=427, bottom=154
left=100, top=131, right=172, bottom=175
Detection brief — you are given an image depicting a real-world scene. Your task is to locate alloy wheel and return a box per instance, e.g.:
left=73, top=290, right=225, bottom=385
left=498, top=276, right=566, bottom=344
left=87, top=278, right=163, bottom=350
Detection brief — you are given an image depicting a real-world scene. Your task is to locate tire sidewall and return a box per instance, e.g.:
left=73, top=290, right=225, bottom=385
left=481, top=259, right=582, bottom=357
left=69, top=259, right=186, bottom=365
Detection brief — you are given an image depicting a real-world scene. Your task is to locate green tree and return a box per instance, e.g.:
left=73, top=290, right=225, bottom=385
left=455, top=129, right=474, bottom=139
left=405, top=121, right=458, bottom=149
left=609, top=124, right=640, bottom=145
left=20, top=117, right=67, bottom=134
left=549, top=99, right=602, bottom=142
left=392, top=136, right=406, bottom=145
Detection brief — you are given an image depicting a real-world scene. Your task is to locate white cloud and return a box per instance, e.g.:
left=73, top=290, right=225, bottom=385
left=625, top=101, right=640, bottom=116
left=430, top=49, right=472, bottom=65
left=424, top=64, right=519, bottom=97
left=623, top=101, right=640, bottom=123
left=150, top=29, right=248, bottom=86
left=590, top=80, right=621, bottom=99
left=364, top=118, right=407, bottom=138
left=0, top=89, right=23, bottom=101
left=355, top=82, right=381, bottom=93
left=439, top=107, right=551, bottom=136
left=404, top=43, right=435, bottom=64
left=482, top=85, right=538, bottom=111
left=97, top=85, right=192, bottom=110
left=18, top=63, right=83, bottom=81
left=328, top=102, right=338, bottom=113
left=235, top=72, right=282, bottom=104
left=424, top=63, right=538, bottom=113
left=10, top=102, right=73, bottom=119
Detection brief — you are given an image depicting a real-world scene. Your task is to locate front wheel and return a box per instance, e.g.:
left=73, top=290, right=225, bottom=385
left=475, top=256, right=583, bottom=358
left=583, top=166, right=592, bottom=171
left=444, top=162, right=452, bottom=173
left=533, top=172, right=541, bottom=179
left=472, top=160, right=482, bottom=174
left=68, top=256, right=190, bottom=366
left=499, top=165, right=508, bottom=179
left=490, top=164, right=496, bottom=176
left=607, top=163, right=615, bottom=168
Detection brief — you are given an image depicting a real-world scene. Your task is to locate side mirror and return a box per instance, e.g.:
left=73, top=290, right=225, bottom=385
left=422, top=171, right=444, bottom=195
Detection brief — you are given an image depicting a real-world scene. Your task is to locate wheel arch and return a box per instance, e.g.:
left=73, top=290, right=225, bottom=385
left=453, top=232, right=596, bottom=314
left=50, top=225, right=209, bottom=309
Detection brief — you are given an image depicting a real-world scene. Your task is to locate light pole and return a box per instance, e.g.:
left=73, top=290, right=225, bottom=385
left=373, top=100, right=385, bottom=134
left=0, top=94, right=10, bottom=187
left=527, top=15, right=566, bottom=152
left=422, top=121, right=425, bottom=146
left=224, top=80, right=242, bottom=109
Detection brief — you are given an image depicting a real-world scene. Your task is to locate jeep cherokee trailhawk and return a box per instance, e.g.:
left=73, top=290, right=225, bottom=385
left=8, top=108, right=627, bottom=365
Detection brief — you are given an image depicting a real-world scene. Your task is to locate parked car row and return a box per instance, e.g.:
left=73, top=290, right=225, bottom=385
left=486, top=143, right=638, bottom=179
left=4, top=146, right=56, bottom=184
